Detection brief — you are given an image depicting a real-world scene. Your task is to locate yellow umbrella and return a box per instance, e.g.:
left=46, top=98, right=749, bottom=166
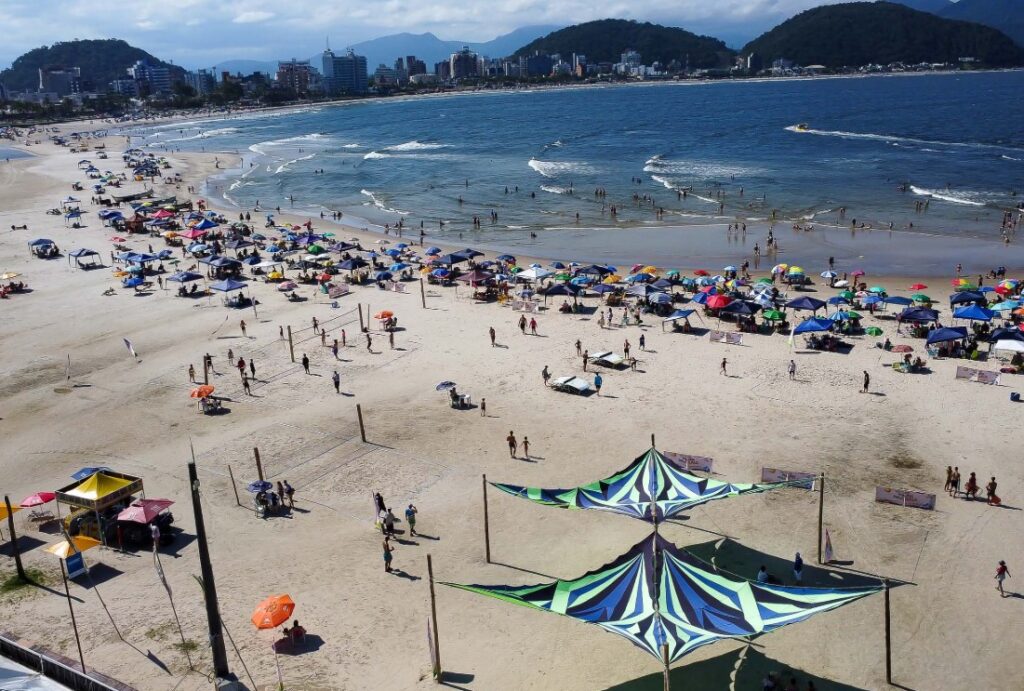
left=268, top=271, right=283, bottom=280
left=640, top=266, right=659, bottom=275
left=788, top=266, right=804, bottom=274
left=603, top=274, right=622, bottom=284
left=45, top=535, right=101, bottom=559
left=162, top=230, right=178, bottom=238
left=0, top=503, right=21, bottom=521
left=0, top=272, right=22, bottom=280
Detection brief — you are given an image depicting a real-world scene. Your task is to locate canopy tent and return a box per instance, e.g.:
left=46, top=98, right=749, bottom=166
left=926, top=327, right=969, bottom=345
left=55, top=471, right=142, bottom=511
left=444, top=532, right=881, bottom=664
left=209, top=278, right=247, bottom=293
left=793, top=317, right=833, bottom=335
left=785, top=296, right=826, bottom=312
left=491, top=448, right=795, bottom=523
left=952, top=304, right=996, bottom=322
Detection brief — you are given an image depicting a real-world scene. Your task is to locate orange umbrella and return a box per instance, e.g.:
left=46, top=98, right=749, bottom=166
left=374, top=310, right=393, bottom=320
left=45, top=535, right=101, bottom=559
left=252, top=594, right=295, bottom=629
left=190, top=385, right=215, bottom=399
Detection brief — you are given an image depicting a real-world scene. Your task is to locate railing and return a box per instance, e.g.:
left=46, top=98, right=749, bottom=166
left=0, top=632, right=135, bottom=691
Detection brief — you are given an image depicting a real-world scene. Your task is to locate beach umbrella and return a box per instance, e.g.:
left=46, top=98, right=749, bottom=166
left=252, top=595, right=296, bottom=630
left=390, top=262, right=410, bottom=271
left=436, top=381, right=457, bottom=391
left=827, top=311, right=855, bottom=322
left=926, top=327, right=969, bottom=345
left=589, top=284, right=617, bottom=295
left=649, top=292, right=672, bottom=305
left=772, top=264, right=788, bottom=274
left=861, top=295, right=882, bottom=306
left=247, top=481, right=273, bottom=493
left=545, top=283, right=580, bottom=297
left=827, top=296, right=850, bottom=306
left=950, top=291, right=986, bottom=307
left=721, top=299, right=758, bottom=316
left=426, top=247, right=442, bottom=255
left=723, top=265, right=737, bottom=272
left=384, top=248, right=401, bottom=257
left=109, top=236, right=126, bottom=242
left=278, top=281, right=298, bottom=291
left=118, top=499, right=174, bottom=524
left=953, top=305, right=995, bottom=322
left=665, top=269, right=680, bottom=277
left=990, top=300, right=1021, bottom=312
left=994, top=285, right=1014, bottom=296
left=374, top=271, right=393, bottom=281
left=374, top=310, right=394, bottom=320
left=602, top=275, right=622, bottom=284
left=20, top=492, right=55, bottom=507
left=865, top=327, right=883, bottom=336
left=46, top=536, right=101, bottom=560
left=851, top=270, right=865, bottom=277
left=762, top=309, right=785, bottom=321
left=837, top=290, right=855, bottom=300
left=190, top=385, right=215, bottom=399
left=794, top=317, right=833, bottom=334
left=706, top=294, right=732, bottom=310
left=892, top=345, right=913, bottom=353
left=820, top=271, right=837, bottom=279
left=755, top=277, right=773, bottom=284
left=911, top=293, right=931, bottom=302
left=868, top=285, right=886, bottom=294
left=910, top=283, right=927, bottom=290
left=787, top=266, right=805, bottom=275
left=693, top=269, right=710, bottom=276
left=689, top=292, right=710, bottom=305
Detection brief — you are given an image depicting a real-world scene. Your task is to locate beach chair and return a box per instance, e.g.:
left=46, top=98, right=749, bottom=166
left=551, top=376, right=593, bottom=395
left=590, top=351, right=626, bottom=369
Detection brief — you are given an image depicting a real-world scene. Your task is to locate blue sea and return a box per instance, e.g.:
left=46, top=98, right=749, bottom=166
left=130, top=71, right=1024, bottom=274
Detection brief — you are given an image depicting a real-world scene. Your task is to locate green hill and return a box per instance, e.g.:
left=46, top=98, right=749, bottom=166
left=742, top=2, right=1024, bottom=68
left=0, top=39, right=185, bottom=92
left=513, top=19, right=732, bottom=69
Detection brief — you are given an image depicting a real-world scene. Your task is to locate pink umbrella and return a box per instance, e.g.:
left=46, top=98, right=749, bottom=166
left=151, top=209, right=175, bottom=219
left=20, top=492, right=55, bottom=507
left=179, top=228, right=206, bottom=240
left=851, top=270, right=865, bottom=277
left=117, top=498, right=174, bottom=524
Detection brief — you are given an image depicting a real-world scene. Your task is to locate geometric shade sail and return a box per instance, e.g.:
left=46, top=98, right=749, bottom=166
left=443, top=533, right=881, bottom=663
left=491, top=448, right=800, bottom=523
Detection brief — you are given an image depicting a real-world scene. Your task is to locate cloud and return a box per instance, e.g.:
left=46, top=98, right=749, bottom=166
left=233, top=10, right=275, bottom=24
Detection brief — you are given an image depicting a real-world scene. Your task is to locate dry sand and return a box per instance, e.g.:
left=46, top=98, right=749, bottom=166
left=0, top=122, right=1021, bottom=691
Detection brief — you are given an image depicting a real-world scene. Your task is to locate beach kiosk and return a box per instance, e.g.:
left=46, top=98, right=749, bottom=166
left=55, top=470, right=144, bottom=548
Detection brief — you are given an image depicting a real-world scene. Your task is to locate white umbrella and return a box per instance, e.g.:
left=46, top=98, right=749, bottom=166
left=993, top=340, right=1024, bottom=353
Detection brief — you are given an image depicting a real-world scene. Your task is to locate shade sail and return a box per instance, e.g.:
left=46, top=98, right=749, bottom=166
left=491, top=448, right=794, bottom=522
left=444, top=533, right=881, bottom=663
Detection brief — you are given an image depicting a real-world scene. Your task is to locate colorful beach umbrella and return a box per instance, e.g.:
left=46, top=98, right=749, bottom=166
left=252, top=594, right=296, bottom=629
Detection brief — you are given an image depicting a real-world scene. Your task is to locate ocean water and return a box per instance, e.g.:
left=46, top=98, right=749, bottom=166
left=130, top=72, right=1024, bottom=273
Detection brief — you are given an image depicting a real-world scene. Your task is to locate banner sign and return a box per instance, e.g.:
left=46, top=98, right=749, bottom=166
left=955, top=366, right=1000, bottom=385
left=874, top=486, right=936, bottom=510
left=663, top=452, right=714, bottom=473
left=709, top=330, right=743, bottom=345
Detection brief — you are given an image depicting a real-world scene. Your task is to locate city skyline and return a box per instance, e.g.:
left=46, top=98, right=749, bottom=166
left=0, top=0, right=900, bottom=68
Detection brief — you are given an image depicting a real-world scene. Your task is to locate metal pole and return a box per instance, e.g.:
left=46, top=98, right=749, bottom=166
left=662, top=643, right=671, bottom=691
left=3, top=496, right=25, bottom=581
left=227, top=465, right=241, bottom=507
left=203, top=353, right=210, bottom=385
left=358, top=303, right=365, bottom=331
left=427, top=554, right=442, bottom=682
left=482, top=475, right=491, bottom=563
left=420, top=278, right=426, bottom=309
left=356, top=404, right=366, bottom=443
left=651, top=433, right=655, bottom=448
left=817, top=472, right=825, bottom=564
left=254, top=447, right=264, bottom=482
left=884, top=578, right=892, bottom=685
left=188, top=452, right=231, bottom=680
left=60, top=559, right=86, bottom=674
left=287, top=326, right=295, bottom=363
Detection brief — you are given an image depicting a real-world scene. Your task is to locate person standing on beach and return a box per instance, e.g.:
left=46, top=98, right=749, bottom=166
left=575, top=339, right=582, bottom=356
left=489, top=326, right=496, bottom=347
left=188, top=364, right=196, bottom=382
left=720, top=358, right=727, bottom=376
left=987, top=477, right=999, bottom=505
left=242, top=373, right=251, bottom=395
left=542, top=366, right=550, bottom=386
left=950, top=467, right=961, bottom=497
left=519, top=315, right=527, bottom=334
left=506, top=431, right=518, bottom=458
left=530, top=317, right=538, bottom=335
left=405, top=504, right=418, bottom=537
left=480, top=398, right=486, bottom=417
left=240, top=319, right=247, bottom=337
left=639, top=334, right=645, bottom=351
left=788, top=360, right=796, bottom=380
left=522, top=436, right=530, bottom=460
left=594, top=372, right=603, bottom=395
left=332, top=370, right=340, bottom=393
left=861, top=370, right=870, bottom=393
left=793, top=552, right=803, bottom=583
left=996, top=560, right=1011, bottom=596
left=389, top=330, right=395, bottom=349
left=944, top=465, right=953, bottom=493
left=332, top=339, right=339, bottom=359
left=302, top=354, right=310, bottom=374
left=583, top=349, right=589, bottom=372
left=366, top=333, right=373, bottom=352
left=383, top=537, right=394, bottom=573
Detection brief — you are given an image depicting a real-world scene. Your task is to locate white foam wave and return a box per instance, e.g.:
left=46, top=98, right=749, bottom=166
left=385, top=140, right=448, bottom=151
left=528, top=159, right=594, bottom=178
left=342, top=143, right=362, bottom=149
left=644, top=158, right=754, bottom=179
left=1003, top=155, right=1023, bottom=162
left=910, top=186, right=985, bottom=207
left=541, top=185, right=572, bottom=195
left=360, top=189, right=409, bottom=215
left=786, top=124, right=1024, bottom=154
left=163, top=127, right=238, bottom=143
left=364, top=151, right=390, bottom=160
left=274, top=153, right=316, bottom=174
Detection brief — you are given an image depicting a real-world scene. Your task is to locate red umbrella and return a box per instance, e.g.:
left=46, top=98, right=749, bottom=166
left=20, top=492, right=55, bottom=507
left=318, top=273, right=332, bottom=282
left=892, top=345, right=913, bottom=353
left=910, top=283, right=927, bottom=290
left=117, top=498, right=174, bottom=524
left=851, top=270, right=865, bottom=277
left=694, top=269, right=710, bottom=277
left=707, top=294, right=732, bottom=309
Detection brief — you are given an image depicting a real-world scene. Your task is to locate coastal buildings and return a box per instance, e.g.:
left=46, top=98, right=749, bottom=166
left=127, top=60, right=172, bottom=95
left=276, top=59, right=316, bottom=95
left=321, top=49, right=368, bottom=95
left=185, top=69, right=217, bottom=96
left=38, top=66, right=80, bottom=97
left=449, top=47, right=480, bottom=80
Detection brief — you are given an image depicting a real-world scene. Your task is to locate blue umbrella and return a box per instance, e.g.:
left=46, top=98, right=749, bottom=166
left=390, top=262, right=410, bottom=271
left=395, top=243, right=409, bottom=249
left=794, top=317, right=833, bottom=334
left=385, top=248, right=402, bottom=257
left=690, top=291, right=710, bottom=305
left=952, top=304, right=996, bottom=322
left=168, top=271, right=203, bottom=283
left=426, top=246, right=442, bottom=255
left=123, top=276, right=144, bottom=288
left=861, top=295, right=883, bottom=305
left=374, top=271, right=393, bottom=281
left=649, top=292, right=673, bottom=305
left=827, top=296, right=850, bottom=305
left=435, top=381, right=456, bottom=391
left=187, top=243, right=208, bottom=253
left=241, top=256, right=261, bottom=266
left=265, top=244, right=282, bottom=253
left=590, top=284, right=618, bottom=294
left=72, top=466, right=111, bottom=481
left=247, top=481, right=273, bottom=493
left=927, top=327, right=969, bottom=345
left=827, top=311, right=854, bottom=322
left=431, top=268, right=449, bottom=277
left=550, top=261, right=566, bottom=269
left=496, top=254, right=516, bottom=262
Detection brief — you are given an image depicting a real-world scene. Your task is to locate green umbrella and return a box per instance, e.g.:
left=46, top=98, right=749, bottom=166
left=959, top=284, right=977, bottom=291
left=756, top=277, right=773, bottom=284
left=838, top=290, right=855, bottom=300
left=307, top=244, right=325, bottom=254
left=554, top=273, right=571, bottom=281
left=666, top=269, right=680, bottom=276
left=865, top=326, right=883, bottom=336
left=763, top=309, right=785, bottom=321
left=846, top=310, right=862, bottom=319
left=321, top=232, right=335, bottom=238
left=911, top=293, right=931, bottom=302
left=869, top=285, right=886, bottom=293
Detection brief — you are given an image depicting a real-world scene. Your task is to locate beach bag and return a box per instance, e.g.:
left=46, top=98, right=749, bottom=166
left=1011, top=392, right=1020, bottom=403
left=992, top=495, right=1002, bottom=506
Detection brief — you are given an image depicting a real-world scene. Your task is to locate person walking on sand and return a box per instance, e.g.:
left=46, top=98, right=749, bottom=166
left=312, top=316, right=319, bottom=332
left=594, top=372, right=603, bottom=395
left=389, top=330, right=395, bottom=349
left=405, top=504, right=418, bottom=536
left=530, top=317, right=538, bottom=335
left=283, top=480, right=294, bottom=508
left=383, top=537, right=394, bottom=573
left=332, top=339, right=339, bottom=359
left=489, top=326, right=496, bottom=347
left=242, top=373, right=251, bottom=395
left=302, top=354, right=310, bottom=374
left=861, top=370, right=870, bottom=393
left=788, top=359, right=796, bottom=380
left=996, top=560, right=1010, bottom=596
left=583, top=349, right=589, bottom=372
left=341, top=329, right=346, bottom=348
left=519, top=315, right=527, bottom=334
left=575, top=339, right=582, bottom=356
left=506, top=431, right=518, bottom=458
left=950, top=466, right=961, bottom=497
left=366, top=333, right=373, bottom=352
left=332, top=370, right=340, bottom=393
left=240, top=319, right=247, bottom=337
left=624, top=340, right=631, bottom=359
left=639, top=334, right=646, bottom=351
left=480, top=398, right=486, bottom=417
left=522, top=436, right=530, bottom=460
left=720, top=358, right=727, bottom=376
left=188, top=364, right=196, bottom=382
left=987, top=476, right=999, bottom=505
left=944, top=465, right=953, bottom=493
left=542, top=365, right=550, bottom=386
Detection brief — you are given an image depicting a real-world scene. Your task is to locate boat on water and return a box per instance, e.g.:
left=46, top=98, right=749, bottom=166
left=794, top=123, right=810, bottom=132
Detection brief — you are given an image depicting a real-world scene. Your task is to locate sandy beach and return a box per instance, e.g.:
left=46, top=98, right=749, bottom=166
left=0, top=123, right=1022, bottom=691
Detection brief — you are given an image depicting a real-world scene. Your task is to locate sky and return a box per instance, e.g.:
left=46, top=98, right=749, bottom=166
left=0, top=0, right=886, bottom=68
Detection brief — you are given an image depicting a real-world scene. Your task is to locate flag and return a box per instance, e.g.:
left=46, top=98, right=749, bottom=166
left=123, top=338, right=137, bottom=359
left=66, top=354, right=71, bottom=382
left=153, top=541, right=171, bottom=597
left=824, top=528, right=835, bottom=563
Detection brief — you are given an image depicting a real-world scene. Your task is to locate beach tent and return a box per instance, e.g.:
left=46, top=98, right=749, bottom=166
left=192, top=218, right=219, bottom=230
left=168, top=271, right=203, bottom=283
left=434, top=253, right=467, bottom=267
left=663, top=309, right=695, bottom=323
left=28, top=238, right=55, bottom=247
left=720, top=300, right=760, bottom=317
left=577, top=264, right=613, bottom=276
left=68, top=248, right=100, bottom=268
left=206, top=256, right=242, bottom=269
left=989, top=327, right=1024, bottom=343
left=785, top=296, right=826, bottom=312
left=518, top=267, right=552, bottom=281
left=994, top=340, right=1024, bottom=353
left=209, top=278, right=247, bottom=293
left=952, top=305, right=996, bottom=322
left=926, top=327, right=969, bottom=345
left=899, top=307, right=939, bottom=322
left=453, top=247, right=484, bottom=259
left=625, top=284, right=662, bottom=298
left=794, top=317, right=833, bottom=334
left=949, top=291, right=986, bottom=307
left=455, top=269, right=495, bottom=284
left=336, top=257, right=369, bottom=271
left=884, top=296, right=913, bottom=306
left=443, top=532, right=881, bottom=663
left=491, top=448, right=795, bottom=523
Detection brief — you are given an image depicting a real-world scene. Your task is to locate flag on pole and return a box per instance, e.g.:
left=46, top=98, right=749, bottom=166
left=66, top=354, right=72, bottom=382
left=153, top=540, right=171, bottom=597
left=824, top=528, right=835, bottom=563
left=123, top=338, right=137, bottom=359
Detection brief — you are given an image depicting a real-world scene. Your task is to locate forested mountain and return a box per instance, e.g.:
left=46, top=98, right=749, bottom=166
left=0, top=39, right=184, bottom=91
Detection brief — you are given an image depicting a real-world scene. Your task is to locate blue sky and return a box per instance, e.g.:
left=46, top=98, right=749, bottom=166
left=1, top=0, right=857, bottom=68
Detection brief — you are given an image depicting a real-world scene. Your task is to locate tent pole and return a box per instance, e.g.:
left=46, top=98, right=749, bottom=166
left=254, top=447, right=264, bottom=482
left=662, top=643, right=671, bottom=691
left=427, top=554, right=442, bottom=682
left=482, top=475, right=491, bottom=563
left=60, top=558, right=87, bottom=674
left=884, top=578, right=892, bottom=685
left=817, top=472, right=825, bottom=564
left=4, top=496, right=25, bottom=581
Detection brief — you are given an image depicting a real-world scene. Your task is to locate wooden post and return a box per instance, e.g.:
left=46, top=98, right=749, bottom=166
left=884, top=578, right=892, bottom=685
left=203, top=353, right=210, bottom=385
left=817, top=472, right=825, bottom=564
left=226, top=465, right=241, bottom=507
left=427, top=554, right=442, bottom=682
left=482, top=475, right=491, bottom=563
left=60, top=558, right=86, bottom=673
left=662, top=643, right=671, bottom=691
left=286, top=326, right=295, bottom=363
left=651, top=433, right=656, bottom=448
left=420, top=278, right=426, bottom=309
left=356, top=404, right=366, bottom=443
left=358, top=303, right=365, bottom=331
left=253, top=447, right=264, bottom=482
left=4, top=496, right=25, bottom=581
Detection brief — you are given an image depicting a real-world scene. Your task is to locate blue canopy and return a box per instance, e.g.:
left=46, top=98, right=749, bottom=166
left=589, top=284, right=618, bottom=294
left=193, top=218, right=219, bottom=230
left=225, top=239, right=253, bottom=250
left=785, top=296, right=827, bottom=312
left=648, top=292, right=673, bottom=305
left=664, top=309, right=695, bottom=322
left=899, top=307, right=939, bottom=322
left=989, top=327, right=1024, bottom=343
left=28, top=238, right=55, bottom=247
left=952, top=304, right=995, bottom=322
left=577, top=264, right=613, bottom=276
left=69, top=248, right=98, bottom=257
left=209, top=279, right=247, bottom=293
left=794, top=317, right=833, bottom=334
left=720, top=300, right=760, bottom=316
left=861, top=295, right=883, bottom=305
left=545, top=283, right=580, bottom=296
left=207, top=256, right=242, bottom=269
left=168, top=271, right=203, bottom=283
left=453, top=247, right=484, bottom=259
left=336, top=257, right=369, bottom=271
left=884, top=296, right=913, bottom=306
left=949, top=291, right=986, bottom=307
left=434, top=253, right=466, bottom=266
left=71, top=466, right=111, bottom=481
left=927, top=326, right=969, bottom=345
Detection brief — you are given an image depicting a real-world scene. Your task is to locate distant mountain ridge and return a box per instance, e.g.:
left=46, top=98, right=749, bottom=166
left=513, top=19, right=732, bottom=68
left=742, top=2, right=1024, bottom=68
left=0, top=39, right=185, bottom=92
left=938, top=0, right=1024, bottom=47
left=349, top=25, right=562, bottom=69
